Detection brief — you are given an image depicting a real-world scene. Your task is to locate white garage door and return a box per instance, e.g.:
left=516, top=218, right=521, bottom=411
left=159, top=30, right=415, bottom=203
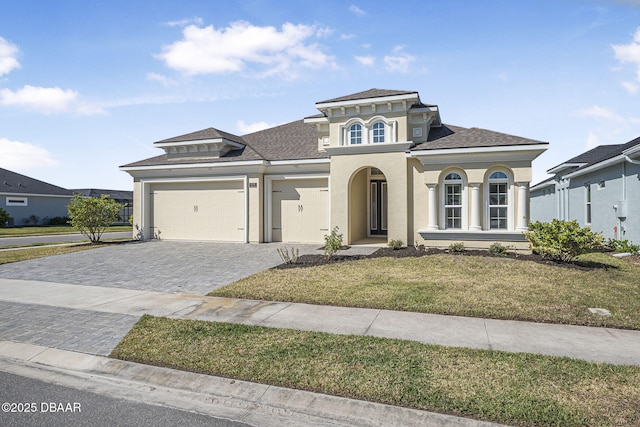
left=150, top=181, right=245, bottom=241
left=272, top=178, right=329, bottom=243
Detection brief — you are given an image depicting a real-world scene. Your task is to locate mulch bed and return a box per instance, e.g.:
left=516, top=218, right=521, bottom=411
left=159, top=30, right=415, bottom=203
left=274, top=246, right=621, bottom=270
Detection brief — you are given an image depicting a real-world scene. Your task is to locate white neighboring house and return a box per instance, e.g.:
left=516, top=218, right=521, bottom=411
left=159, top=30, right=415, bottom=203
left=0, top=168, right=73, bottom=226
left=530, top=136, right=640, bottom=244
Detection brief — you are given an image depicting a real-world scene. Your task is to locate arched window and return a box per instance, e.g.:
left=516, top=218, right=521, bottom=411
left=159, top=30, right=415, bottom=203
left=488, top=171, right=509, bottom=230
left=372, top=122, right=385, bottom=143
left=444, top=172, right=463, bottom=229
left=349, top=123, right=362, bottom=145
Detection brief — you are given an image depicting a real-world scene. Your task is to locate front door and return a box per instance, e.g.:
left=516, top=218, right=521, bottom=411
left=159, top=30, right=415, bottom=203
left=370, top=180, right=387, bottom=235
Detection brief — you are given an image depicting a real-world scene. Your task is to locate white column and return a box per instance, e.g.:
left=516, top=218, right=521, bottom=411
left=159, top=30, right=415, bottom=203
left=427, top=184, right=438, bottom=230
left=516, top=182, right=529, bottom=231
left=470, top=183, right=481, bottom=230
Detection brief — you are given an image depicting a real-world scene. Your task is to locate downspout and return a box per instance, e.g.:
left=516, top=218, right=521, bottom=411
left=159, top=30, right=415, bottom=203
left=621, top=156, right=640, bottom=238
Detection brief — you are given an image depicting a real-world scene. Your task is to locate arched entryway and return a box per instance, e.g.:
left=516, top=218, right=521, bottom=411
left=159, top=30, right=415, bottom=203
left=348, top=167, right=388, bottom=244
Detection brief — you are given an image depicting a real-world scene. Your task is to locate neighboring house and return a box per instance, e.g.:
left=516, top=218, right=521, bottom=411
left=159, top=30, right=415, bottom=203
left=531, top=136, right=640, bottom=244
left=121, top=89, right=548, bottom=248
left=72, top=189, right=133, bottom=223
left=0, top=168, right=73, bottom=226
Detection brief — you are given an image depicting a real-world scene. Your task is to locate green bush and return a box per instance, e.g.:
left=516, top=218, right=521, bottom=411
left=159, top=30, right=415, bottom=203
left=488, top=242, right=511, bottom=257
left=67, top=194, right=123, bottom=243
left=525, top=220, right=604, bottom=263
left=323, top=226, right=343, bottom=259
left=448, top=242, right=465, bottom=254
left=607, top=239, right=640, bottom=255
left=0, top=208, right=11, bottom=227
left=388, top=239, right=404, bottom=250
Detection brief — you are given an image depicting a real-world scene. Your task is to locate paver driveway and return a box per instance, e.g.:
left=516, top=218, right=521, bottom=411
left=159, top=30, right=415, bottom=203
left=0, top=241, right=319, bottom=295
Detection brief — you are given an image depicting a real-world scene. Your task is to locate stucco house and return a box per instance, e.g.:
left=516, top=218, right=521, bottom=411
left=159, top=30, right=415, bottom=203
left=0, top=168, right=73, bottom=226
left=121, top=89, right=548, bottom=248
left=530, top=135, right=640, bottom=244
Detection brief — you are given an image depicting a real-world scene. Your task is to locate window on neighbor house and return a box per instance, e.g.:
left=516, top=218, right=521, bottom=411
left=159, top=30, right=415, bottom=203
left=349, top=123, right=362, bottom=145
left=586, top=184, right=592, bottom=224
left=489, top=171, right=508, bottom=230
left=444, top=172, right=463, bottom=229
left=372, top=122, right=385, bottom=143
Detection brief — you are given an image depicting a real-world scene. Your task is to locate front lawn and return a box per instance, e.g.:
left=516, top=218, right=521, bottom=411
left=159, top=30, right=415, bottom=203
left=210, top=251, right=640, bottom=330
left=112, top=315, right=640, bottom=427
left=0, top=225, right=131, bottom=237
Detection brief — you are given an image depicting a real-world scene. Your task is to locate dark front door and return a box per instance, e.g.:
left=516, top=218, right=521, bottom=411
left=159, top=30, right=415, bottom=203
left=370, top=180, right=387, bottom=235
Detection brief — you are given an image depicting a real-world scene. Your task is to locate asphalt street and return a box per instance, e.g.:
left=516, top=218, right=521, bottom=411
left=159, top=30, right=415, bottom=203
left=0, top=371, right=251, bottom=427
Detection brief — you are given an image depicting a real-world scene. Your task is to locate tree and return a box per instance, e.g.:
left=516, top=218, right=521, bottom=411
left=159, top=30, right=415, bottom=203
left=0, top=207, right=11, bottom=227
left=67, top=194, right=123, bottom=243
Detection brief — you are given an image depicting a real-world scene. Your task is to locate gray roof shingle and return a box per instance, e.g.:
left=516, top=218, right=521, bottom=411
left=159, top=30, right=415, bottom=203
left=317, top=88, right=417, bottom=104
left=155, top=127, right=246, bottom=146
left=0, top=168, right=73, bottom=196
left=414, top=126, right=547, bottom=151
left=549, top=135, right=640, bottom=174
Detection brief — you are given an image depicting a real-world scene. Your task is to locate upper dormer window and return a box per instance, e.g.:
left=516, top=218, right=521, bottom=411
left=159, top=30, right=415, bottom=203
left=372, top=122, right=385, bottom=143
left=349, top=123, right=363, bottom=145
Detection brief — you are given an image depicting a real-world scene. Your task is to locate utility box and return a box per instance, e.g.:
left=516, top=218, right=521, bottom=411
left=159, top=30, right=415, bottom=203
left=614, top=201, right=627, bottom=218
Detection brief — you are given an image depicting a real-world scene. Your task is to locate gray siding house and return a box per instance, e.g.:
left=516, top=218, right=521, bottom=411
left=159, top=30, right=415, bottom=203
left=530, top=136, right=640, bottom=244
left=0, top=168, right=73, bottom=226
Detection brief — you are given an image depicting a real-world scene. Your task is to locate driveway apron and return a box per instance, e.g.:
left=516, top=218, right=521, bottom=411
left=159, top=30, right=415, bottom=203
left=0, top=241, right=318, bottom=294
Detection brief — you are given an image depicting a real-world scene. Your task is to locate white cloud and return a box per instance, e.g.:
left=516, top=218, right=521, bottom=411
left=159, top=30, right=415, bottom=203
left=340, top=34, right=356, bottom=40
left=578, top=105, right=626, bottom=122
left=586, top=132, right=601, bottom=149
left=355, top=55, right=375, bottom=66
left=0, top=137, right=58, bottom=170
left=349, top=5, right=366, bottom=16
left=0, top=37, right=20, bottom=76
left=612, top=27, right=640, bottom=88
left=0, top=85, right=104, bottom=115
left=157, top=21, right=336, bottom=78
left=621, top=81, right=639, bottom=93
left=146, top=72, right=177, bottom=87
left=164, top=17, right=203, bottom=28
left=384, top=53, right=415, bottom=73
left=237, top=120, right=274, bottom=134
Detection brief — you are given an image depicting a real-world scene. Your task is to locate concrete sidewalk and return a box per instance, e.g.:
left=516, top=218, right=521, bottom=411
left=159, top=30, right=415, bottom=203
left=2, top=278, right=639, bottom=366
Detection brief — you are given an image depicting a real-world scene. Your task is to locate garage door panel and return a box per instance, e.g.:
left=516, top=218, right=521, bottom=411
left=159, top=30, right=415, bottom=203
left=150, top=181, right=244, bottom=242
left=272, top=179, right=328, bottom=243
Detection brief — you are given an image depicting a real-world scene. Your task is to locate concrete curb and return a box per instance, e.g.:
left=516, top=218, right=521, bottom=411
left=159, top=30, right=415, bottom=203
left=0, top=340, right=505, bottom=427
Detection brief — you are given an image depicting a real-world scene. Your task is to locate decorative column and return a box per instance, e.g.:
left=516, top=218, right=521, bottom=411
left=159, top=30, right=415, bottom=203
left=516, top=182, right=529, bottom=231
left=470, top=183, right=481, bottom=230
left=427, top=184, right=438, bottom=230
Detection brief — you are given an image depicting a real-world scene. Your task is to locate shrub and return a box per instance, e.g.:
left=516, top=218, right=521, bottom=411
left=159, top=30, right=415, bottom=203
left=67, top=194, right=123, bottom=243
left=0, top=208, right=11, bottom=227
left=607, top=239, right=640, bottom=255
left=448, top=242, right=465, bottom=253
left=45, top=216, right=70, bottom=226
left=277, top=247, right=300, bottom=264
left=388, top=239, right=404, bottom=250
left=525, top=220, right=604, bottom=263
left=488, top=242, right=511, bottom=257
left=323, top=226, right=343, bottom=259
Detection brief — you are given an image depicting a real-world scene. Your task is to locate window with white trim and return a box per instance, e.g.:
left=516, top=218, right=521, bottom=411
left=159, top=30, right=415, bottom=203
left=444, top=173, right=463, bottom=229
left=6, top=197, right=28, bottom=206
left=488, top=171, right=508, bottom=230
left=372, top=122, right=385, bottom=143
left=349, top=123, right=362, bottom=145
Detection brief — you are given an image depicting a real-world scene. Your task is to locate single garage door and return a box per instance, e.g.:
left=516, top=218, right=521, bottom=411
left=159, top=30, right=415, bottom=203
left=150, top=181, right=245, bottom=241
left=272, top=178, right=329, bottom=243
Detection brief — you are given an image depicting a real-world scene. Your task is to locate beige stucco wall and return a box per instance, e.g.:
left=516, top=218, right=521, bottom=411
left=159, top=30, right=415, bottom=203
left=327, top=110, right=408, bottom=147
left=409, top=158, right=428, bottom=245
left=331, top=151, right=408, bottom=245
left=247, top=173, right=262, bottom=242
left=349, top=168, right=368, bottom=243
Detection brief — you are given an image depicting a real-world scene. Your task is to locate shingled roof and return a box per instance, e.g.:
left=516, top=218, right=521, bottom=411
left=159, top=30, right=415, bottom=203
left=414, top=126, right=547, bottom=151
left=317, top=88, right=417, bottom=104
left=547, top=135, right=640, bottom=175
left=0, top=168, right=72, bottom=196
left=154, top=127, right=246, bottom=146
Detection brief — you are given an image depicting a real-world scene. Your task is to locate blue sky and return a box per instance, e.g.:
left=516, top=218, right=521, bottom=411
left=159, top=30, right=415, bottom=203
left=1, top=0, right=639, bottom=190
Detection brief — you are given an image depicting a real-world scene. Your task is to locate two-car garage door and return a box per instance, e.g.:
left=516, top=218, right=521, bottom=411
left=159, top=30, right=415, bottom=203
left=150, top=181, right=245, bottom=241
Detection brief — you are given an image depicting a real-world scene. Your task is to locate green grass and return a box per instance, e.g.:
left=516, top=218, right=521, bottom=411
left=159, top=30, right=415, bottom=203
left=0, top=242, right=131, bottom=264
left=0, top=225, right=131, bottom=237
left=210, top=252, right=640, bottom=330
left=112, top=315, right=640, bottom=427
